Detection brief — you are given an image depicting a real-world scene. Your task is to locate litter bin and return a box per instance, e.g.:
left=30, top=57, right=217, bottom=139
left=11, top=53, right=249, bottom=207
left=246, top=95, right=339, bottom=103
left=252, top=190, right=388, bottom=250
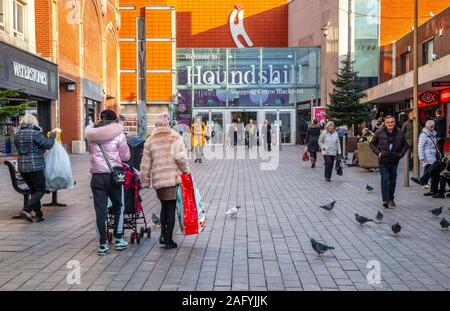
left=126, top=136, right=145, bottom=170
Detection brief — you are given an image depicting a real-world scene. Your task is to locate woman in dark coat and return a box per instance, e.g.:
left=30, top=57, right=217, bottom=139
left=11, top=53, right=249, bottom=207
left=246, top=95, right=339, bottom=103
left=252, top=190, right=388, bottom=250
left=14, top=114, right=57, bottom=222
left=306, top=119, right=321, bottom=168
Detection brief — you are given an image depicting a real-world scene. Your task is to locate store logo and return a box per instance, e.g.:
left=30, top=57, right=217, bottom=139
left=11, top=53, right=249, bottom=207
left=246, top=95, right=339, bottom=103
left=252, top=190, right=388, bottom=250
left=13, top=62, right=48, bottom=86
left=186, top=64, right=303, bottom=86
left=229, top=4, right=253, bottom=48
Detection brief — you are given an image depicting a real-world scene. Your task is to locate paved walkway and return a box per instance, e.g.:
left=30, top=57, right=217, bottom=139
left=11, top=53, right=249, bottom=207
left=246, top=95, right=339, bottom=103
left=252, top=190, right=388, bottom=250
left=0, top=146, right=449, bottom=291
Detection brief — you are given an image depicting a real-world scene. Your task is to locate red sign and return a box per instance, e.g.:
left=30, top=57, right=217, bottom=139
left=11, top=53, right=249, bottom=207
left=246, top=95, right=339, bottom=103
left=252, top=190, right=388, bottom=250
left=313, top=107, right=326, bottom=123
left=432, top=81, right=450, bottom=87
left=419, top=91, right=438, bottom=108
left=441, top=89, right=450, bottom=103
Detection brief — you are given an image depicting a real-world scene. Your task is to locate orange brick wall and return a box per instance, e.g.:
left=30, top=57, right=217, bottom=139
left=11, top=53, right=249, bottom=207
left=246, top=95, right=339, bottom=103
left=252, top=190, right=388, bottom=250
left=35, top=0, right=52, bottom=58
left=121, top=73, right=137, bottom=101
left=119, top=0, right=289, bottom=105
left=120, top=41, right=137, bottom=69
left=146, top=73, right=172, bottom=101
left=146, top=42, right=172, bottom=70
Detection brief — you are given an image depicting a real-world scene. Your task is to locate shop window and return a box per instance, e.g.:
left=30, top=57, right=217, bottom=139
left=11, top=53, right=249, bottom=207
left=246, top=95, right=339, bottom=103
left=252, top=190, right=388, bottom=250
left=0, top=0, right=5, bottom=32
left=13, top=0, right=24, bottom=40
left=422, top=38, right=434, bottom=65
left=400, top=52, right=410, bottom=74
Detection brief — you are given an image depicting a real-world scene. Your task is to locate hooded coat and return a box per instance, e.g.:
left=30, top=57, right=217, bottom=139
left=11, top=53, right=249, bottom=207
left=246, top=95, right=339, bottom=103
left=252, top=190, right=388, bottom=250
left=85, top=123, right=130, bottom=174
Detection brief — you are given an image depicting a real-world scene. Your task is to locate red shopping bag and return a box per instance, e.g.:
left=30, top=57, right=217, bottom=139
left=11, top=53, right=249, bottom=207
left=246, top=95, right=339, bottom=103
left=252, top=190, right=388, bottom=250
left=180, top=174, right=199, bottom=235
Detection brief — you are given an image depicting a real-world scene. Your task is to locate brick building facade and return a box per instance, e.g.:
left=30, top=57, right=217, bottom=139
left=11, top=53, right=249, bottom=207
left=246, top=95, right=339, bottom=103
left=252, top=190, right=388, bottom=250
left=35, top=0, right=121, bottom=153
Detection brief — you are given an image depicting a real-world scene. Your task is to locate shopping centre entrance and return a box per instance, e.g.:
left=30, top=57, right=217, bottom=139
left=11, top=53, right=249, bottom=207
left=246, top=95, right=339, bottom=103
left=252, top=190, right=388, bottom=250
left=192, top=109, right=295, bottom=145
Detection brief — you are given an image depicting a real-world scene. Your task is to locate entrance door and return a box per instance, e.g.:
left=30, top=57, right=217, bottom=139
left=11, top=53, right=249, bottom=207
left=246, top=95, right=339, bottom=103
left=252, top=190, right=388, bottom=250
left=263, top=110, right=295, bottom=145
left=231, top=111, right=257, bottom=125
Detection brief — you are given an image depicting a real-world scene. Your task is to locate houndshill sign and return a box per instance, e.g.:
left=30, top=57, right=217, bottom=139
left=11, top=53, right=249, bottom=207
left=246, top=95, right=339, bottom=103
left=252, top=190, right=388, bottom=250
left=186, top=64, right=304, bottom=86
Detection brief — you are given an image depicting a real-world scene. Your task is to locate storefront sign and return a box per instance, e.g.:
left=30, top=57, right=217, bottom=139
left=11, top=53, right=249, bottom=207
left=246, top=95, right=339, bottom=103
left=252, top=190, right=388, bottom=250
left=432, top=81, right=450, bottom=87
left=313, top=107, right=326, bottom=123
left=441, top=89, right=450, bottom=103
left=186, top=64, right=303, bottom=86
left=122, top=114, right=138, bottom=134
left=419, top=91, right=438, bottom=107
left=13, top=62, right=48, bottom=86
left=0, top=41, right=58, bottom=100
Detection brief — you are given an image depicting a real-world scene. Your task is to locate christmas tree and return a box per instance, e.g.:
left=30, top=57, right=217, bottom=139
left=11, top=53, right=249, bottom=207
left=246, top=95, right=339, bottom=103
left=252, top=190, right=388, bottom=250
left=326, top=56, right=371, bottom=129
left=0, top=89, right=28, bottom=121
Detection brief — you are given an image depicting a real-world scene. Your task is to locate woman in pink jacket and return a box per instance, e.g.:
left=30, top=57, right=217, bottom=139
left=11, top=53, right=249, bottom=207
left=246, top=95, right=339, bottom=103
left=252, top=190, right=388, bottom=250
left=85, top=110, right=130, bottom=255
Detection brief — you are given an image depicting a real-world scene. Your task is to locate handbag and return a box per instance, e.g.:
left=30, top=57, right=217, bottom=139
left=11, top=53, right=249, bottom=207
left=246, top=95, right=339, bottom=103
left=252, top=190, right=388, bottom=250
left=98, top=144, right=126, bottom=185
left=302, top=147, right=309, bottom=161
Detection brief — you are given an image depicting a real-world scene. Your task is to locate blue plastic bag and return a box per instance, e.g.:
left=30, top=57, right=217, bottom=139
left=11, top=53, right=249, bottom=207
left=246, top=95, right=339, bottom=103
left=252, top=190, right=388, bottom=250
left=44, top=141, right=74, bottom=190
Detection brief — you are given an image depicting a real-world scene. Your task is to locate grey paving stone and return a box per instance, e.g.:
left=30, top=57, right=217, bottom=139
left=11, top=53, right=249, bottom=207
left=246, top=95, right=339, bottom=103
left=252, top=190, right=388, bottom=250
left=0, top=148, right=449, bottom=291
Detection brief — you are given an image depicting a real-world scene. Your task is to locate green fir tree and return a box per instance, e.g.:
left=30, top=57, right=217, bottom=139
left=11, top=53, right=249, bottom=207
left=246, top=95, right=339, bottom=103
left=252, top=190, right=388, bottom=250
left=0, top=89, right=29, bottom=121
left=326, top=56, right=371, bottom=128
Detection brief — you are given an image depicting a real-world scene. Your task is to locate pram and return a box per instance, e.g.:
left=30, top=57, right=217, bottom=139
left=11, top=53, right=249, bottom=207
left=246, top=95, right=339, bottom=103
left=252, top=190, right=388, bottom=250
left=106, top=163, right=151, bottom=244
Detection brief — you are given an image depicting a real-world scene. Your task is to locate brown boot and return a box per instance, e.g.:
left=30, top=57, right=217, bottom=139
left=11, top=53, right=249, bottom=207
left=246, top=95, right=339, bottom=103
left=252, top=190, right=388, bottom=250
left=311, top=158, right=316, bottom=168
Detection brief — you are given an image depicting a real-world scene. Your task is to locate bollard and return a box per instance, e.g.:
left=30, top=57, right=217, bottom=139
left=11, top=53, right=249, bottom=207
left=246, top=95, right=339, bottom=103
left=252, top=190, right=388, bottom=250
left=403, top=149, right=410, bottom=186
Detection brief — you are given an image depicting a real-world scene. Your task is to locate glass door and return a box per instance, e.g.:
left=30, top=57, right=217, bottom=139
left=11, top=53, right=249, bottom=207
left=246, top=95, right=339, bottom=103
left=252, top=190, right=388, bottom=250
left=211, top=112, right=224, bottom=144
left=279, top=111, right=293, bottom=144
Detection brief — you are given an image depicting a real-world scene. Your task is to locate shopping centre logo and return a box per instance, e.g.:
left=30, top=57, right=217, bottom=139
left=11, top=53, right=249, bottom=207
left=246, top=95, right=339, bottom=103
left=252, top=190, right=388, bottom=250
left=229, top=4, right=254, bottom=48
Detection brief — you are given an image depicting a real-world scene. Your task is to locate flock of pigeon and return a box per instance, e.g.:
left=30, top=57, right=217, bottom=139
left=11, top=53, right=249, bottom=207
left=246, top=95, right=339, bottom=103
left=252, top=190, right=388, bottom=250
left=149, top=187, right=450, bottom=257
left=310, top=184, right=450, bottom=257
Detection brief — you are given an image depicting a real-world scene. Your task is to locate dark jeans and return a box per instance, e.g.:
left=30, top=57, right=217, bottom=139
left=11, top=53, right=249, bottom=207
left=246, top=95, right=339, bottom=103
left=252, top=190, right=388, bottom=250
left=379, top=162, right=398, bottom=203
left=324, top=155, right=336, bottom=179
left=309, top=151, right=317, bottom=159
left=160, top=200, right=177, bottom=241
left=437, top=138, right=445, bottom=157
left=91, top=173, right=124, bottom=244
left=428, top=161, right=446, bottom=193
left=21, top=170, right=46, bottom=214
left=421, top=161, right=446, bottom=189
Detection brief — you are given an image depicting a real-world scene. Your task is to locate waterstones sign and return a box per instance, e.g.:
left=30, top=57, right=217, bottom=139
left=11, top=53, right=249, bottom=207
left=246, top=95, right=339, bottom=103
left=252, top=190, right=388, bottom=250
left=13, top=62, right=48, bottom=86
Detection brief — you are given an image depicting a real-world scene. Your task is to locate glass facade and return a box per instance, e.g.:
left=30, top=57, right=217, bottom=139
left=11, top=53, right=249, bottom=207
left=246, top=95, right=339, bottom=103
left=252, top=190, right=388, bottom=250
left=176, top=47, right=320, bottom=121
left=354, top=0, right=380, bottom=89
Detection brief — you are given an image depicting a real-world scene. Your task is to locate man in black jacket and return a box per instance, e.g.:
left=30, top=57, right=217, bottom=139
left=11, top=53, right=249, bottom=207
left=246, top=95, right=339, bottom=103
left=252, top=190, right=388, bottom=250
left=370, top=116, right=408, bottom=209
left=434, top=109, right=446, bottom=156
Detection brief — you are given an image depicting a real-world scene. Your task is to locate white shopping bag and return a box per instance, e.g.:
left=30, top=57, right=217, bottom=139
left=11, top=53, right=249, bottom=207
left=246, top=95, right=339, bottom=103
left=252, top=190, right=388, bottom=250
left=44, top=141, right=74, bottom=190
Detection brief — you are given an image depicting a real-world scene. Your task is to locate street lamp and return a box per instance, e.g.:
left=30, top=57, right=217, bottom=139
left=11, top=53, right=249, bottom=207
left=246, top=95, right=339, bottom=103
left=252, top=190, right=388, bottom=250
left=412, top=0, right=419, bottom=178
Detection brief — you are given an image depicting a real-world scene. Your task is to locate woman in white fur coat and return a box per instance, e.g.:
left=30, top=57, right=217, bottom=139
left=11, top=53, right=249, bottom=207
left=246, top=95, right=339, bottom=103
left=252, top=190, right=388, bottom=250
left=140, top=114, right=190, bottom=249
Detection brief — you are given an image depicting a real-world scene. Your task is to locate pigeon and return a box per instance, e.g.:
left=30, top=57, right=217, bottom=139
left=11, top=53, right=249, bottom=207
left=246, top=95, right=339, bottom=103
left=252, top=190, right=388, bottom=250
left=366, top=184, right=374, bottom=192
left=440, top=218, right=450, bottom=230
left=310, top=238, right=335, bottom=256
left=151, top=213, right=161, bottom=226
left=226, top=205, right=241, bottom=217
left=429, top=207, right=443, bottom=217
left=319, top=200, right=336, bottom=212
left=392, top=222, right=402, bottom=236
left=376, top=211, right=384, bottom=223
left=355, top=213, right=373, bottom=225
